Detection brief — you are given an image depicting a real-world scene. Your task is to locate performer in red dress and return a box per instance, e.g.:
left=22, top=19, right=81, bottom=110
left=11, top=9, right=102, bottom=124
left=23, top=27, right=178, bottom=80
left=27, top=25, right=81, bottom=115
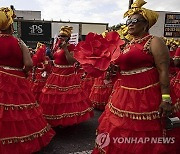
left=0, top=7, right=55, bottom=154
left=79, top=69, right=95, bottom=98
left=93, top=0, right=180, bottom=153
left=39, top=26, right=94, bottom=127
left=27, top=47, right=36, bottom=88
left=31, top=42, right=52, bottom=102
left=167, top=39, right=179, bottom=80
left=89, top=72, right=115, bottom=111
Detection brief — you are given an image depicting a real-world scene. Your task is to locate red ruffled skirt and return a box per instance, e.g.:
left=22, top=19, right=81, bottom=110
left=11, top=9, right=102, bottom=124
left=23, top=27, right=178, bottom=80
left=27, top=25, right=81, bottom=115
left=93, top=68, right=180, bottom=154
left=89, top=77, right=113, bottom=110
left=81, top=74, right=94, bottom=98
left=31, top=67, right=50, bottom=102
left=0, top=69, right=55, bottom=154
left=39, top=65, right=94, bottom=127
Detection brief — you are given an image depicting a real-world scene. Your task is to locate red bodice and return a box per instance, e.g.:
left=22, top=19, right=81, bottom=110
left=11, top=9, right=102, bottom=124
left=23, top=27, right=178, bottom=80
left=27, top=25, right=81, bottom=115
left=116, top=35, right=154, bottom=71
left=53, top=44, right=75, bottom=65
left=0, top=35, right=23, bottom=68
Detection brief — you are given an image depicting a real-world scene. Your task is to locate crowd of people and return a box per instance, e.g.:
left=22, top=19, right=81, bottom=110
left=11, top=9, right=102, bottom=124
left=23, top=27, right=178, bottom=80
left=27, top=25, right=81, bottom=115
left=0, top=0, right=180, bottom=153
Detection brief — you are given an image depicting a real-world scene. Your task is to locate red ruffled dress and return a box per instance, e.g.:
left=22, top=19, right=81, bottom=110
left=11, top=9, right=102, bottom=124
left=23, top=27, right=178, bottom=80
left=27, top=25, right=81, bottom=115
left=93, top=35, right=180, bottom=154
left=79, top=68, right=95, bottom=98
left=89, top=73, right=115, bottom=111
left=0, top=35, right=55, bottom=154
left=39, top=44, right=94, bottom=127
left=31, top=56, right=52, bottom=102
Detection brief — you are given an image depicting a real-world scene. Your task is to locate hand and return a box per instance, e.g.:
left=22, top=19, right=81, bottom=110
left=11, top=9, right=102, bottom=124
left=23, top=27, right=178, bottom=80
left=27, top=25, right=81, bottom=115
left=158, top=101, right=173, bottom=117
left=60, top=40, right=67, bottom=49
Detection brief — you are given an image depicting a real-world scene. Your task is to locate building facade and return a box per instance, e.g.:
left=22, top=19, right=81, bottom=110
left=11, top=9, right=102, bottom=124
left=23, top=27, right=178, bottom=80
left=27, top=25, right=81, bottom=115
left=150, top=11, right=180, bottom=38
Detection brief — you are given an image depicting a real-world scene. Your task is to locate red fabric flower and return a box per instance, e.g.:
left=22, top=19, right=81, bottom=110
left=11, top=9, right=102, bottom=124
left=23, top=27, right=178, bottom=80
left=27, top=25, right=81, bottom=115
left=105, top=31, right=125, bottom=62
left=74, top=32, right=125, bottom=77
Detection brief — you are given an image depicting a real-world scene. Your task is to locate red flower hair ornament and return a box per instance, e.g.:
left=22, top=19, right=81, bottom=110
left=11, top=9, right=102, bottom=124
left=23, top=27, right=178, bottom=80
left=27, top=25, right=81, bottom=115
left=74, top=32, right=125, bottom=77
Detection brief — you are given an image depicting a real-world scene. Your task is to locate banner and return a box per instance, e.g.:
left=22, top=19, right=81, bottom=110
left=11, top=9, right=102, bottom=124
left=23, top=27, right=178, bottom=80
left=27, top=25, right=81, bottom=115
left=21, top=21, right=51, bottom=42
left=164, top=14, right=180, bottom=37
left=69, top=33, right=79, bottom=45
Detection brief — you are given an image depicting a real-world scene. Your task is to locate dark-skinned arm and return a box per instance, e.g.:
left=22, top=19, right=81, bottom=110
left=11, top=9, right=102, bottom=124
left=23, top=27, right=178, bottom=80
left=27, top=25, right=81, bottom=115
left=150, top=36, right=172, bottom=117
left=18, top=39, right=33, bottom=73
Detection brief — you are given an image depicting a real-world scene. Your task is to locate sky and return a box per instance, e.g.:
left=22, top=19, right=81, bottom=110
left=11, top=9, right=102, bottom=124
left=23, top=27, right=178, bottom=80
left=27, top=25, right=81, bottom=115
left=0, top=0, right=180, bottom=26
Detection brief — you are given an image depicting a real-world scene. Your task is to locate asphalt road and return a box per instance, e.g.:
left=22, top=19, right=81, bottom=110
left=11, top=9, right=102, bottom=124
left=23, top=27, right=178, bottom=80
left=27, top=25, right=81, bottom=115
left=37, top=109, right=103, bottom=154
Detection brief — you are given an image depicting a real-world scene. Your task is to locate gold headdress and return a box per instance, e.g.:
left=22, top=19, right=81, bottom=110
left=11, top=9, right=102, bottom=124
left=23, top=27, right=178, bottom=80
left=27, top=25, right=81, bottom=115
left=0, top=7, right=16, bottom=30
left=59, top=26, right=73, bottom=37
left=36, top=42, right=45, bottom=51
left=124, top=0, right=159, bottom=28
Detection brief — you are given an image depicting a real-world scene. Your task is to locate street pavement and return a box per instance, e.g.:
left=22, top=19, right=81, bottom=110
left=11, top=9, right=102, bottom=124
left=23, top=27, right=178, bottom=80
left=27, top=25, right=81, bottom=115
left=37, top=109, right=103, bottom=154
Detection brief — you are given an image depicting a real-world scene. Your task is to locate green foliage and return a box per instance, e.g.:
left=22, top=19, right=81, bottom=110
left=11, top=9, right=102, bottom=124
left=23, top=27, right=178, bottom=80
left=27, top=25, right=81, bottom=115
left=108, top=23, right=124, bottom=31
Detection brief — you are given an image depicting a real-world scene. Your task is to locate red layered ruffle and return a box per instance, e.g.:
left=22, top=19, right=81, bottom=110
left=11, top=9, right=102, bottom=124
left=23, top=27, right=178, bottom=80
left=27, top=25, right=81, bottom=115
left=39, top=66, right=94, bottom=127
left=0, top=70, right=55, bottom=154
left=93, top=68, right=180, bottom=153
left=90, top=77, right=113, bottom=110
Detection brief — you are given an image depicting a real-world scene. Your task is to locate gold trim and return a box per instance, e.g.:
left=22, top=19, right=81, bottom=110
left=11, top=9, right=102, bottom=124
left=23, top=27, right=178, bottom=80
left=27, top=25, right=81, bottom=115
left=52, top=72, right=75, bottom=76
left=0, top=124, right=51, bottom=145
left=122, top=35, right=153, bottom=54
left=0, top=65, right=23, bottom=71
left=34, top=79, right=46, bottom=83
left=143, top=36, right=154, bottom=53
left=54, top=63, right=73, bottom=68
left=0, top=34, right=11, bottom=37
left=93, top=85, right=113, bottom=89
left=0, top=102, right=39, bottom=110
left=120, top=67, right=154, bottom=75
left=109, top=103, right=160, bottom=120
left=43, top=107, right=94, bottom=120
left=81, top=78, right=93, bottom=81
left=121, top=82, right=159, bottom=90
left=0, top=70, right=25, bottom=78
left=92, top=101, right=107, bottom=106
left=45, top=84, right=81, bottom=92
left=173, top=56, right=180, bottom=60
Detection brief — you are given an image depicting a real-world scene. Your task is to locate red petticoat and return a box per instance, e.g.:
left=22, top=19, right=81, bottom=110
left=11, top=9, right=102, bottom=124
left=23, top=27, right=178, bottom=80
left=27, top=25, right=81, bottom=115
left=0, top=70, right=55, bottom=154
left=93, top=68, right=180, bottom=154
left=39, top=66, right=94, bottom=127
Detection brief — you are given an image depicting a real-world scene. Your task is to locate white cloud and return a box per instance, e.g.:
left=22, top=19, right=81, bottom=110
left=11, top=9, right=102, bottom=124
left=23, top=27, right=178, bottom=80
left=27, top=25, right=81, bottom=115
left=36, top=0, right=130, bottom=26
